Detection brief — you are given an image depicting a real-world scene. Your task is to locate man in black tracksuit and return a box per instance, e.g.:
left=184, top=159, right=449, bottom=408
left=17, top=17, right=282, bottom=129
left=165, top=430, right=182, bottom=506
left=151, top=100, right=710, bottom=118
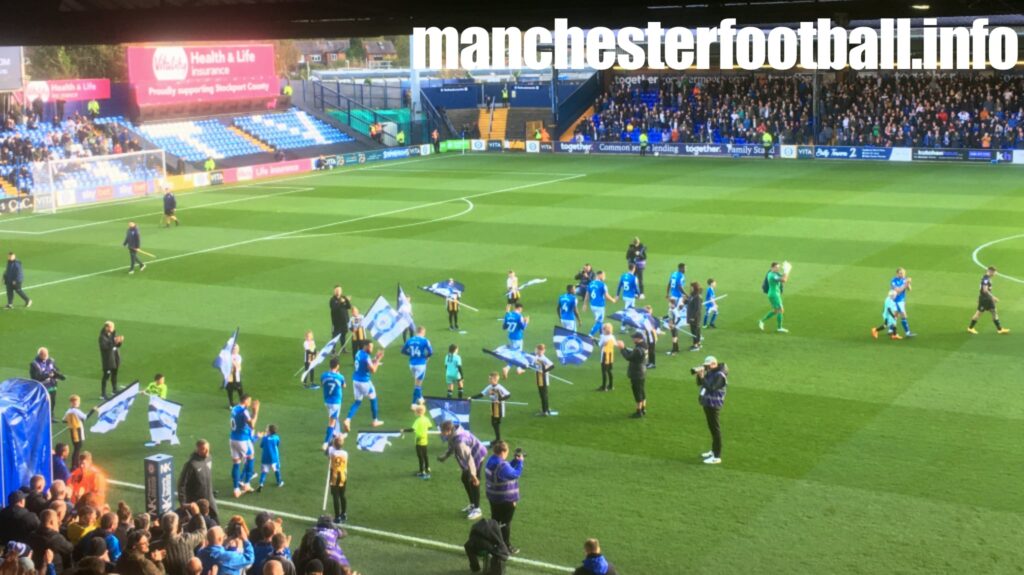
left=329, top=286, right=352, bottom=350
left=123, top=222, right=144, bottom=273
left=617, top=332, right=648, bottom=418
left=98, top=321, right=122, bottom=399
left=178, top=440, right=219, bottom=521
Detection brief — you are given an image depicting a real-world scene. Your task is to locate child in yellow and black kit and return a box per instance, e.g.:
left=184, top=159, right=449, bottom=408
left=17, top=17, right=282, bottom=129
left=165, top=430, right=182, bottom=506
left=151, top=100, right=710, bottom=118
left=597, top=323, right=617, bottom=392
left=473, top=372, right=511, bottom=443
left=533, top=344, right=557, bottom=416
left=327, top=434, right=349, bottom=524
left=302, top=330, right=317, bottom=389
left=446, top=283, right=461, bottom=331
left=403, top=403, right=434, bottom=479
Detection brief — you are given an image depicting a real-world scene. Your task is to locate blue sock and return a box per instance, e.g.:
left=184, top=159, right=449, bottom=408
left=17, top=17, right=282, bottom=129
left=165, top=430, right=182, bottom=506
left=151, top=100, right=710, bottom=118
left=346, top=401, right=362, bottom=421
left=231, top=463, right=241, bottom=489
left=412, top=386, right=423, bottom=404
left=323, top=424, right=335, bottom=445
left=243, top=458, right=254, bottom=482
left=702, top=311, right=709, bottom=326
left=901, top=319, right=910, bottom=333
left=710, top=311, right=718, bottom=326
left=370, top=398, right=379, bottom=420
left=259, top=471, right=267, bottom=486
left=589, top=323, right=600, bottom=336
left=275, top=469, right=282, bottom=484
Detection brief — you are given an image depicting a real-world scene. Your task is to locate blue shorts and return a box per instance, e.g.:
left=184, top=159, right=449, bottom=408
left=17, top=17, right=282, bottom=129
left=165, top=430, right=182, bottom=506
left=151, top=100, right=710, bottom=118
left=353, top=380, right=375, bottom=401
left=230, top=440, right=253, bottom=460
left=560, top=319, right=577, bottom=332
left=508, top=339, right=523, bottom=352
left=591, top=305, right=605, bottom=322
left=325, top=403, right=341, bottom=420
left=622, top=297, right=635, bottom=309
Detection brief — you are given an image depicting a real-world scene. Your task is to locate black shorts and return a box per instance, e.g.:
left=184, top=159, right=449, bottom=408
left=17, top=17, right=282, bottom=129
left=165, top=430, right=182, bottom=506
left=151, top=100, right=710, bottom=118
left=630, top=378, right=646, bottom=402
left=977, top=296, right=996, bottom=312
left=507, top=294, right=519, bottom=305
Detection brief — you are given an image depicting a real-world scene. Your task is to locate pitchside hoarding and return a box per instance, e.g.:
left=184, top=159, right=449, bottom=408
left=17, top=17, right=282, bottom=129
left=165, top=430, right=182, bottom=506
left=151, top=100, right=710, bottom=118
left=0, top=47, right=24, bottom=91
left=127, top=44, right=277, bottom=107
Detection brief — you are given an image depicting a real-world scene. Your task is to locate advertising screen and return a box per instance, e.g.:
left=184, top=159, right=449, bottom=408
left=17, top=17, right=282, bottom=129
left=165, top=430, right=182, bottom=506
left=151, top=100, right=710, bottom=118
left=127, top=44, right=276, bottom=106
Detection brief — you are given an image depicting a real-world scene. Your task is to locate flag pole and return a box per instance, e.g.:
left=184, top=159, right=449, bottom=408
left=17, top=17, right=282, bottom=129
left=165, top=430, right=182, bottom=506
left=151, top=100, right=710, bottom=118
left=459, top=301, right=480, bottom=312
left=549, top=373, right=575, bottom=386
left=470, top=398, right=529, bottom=406
left=321, top=455, right=332, bottom=512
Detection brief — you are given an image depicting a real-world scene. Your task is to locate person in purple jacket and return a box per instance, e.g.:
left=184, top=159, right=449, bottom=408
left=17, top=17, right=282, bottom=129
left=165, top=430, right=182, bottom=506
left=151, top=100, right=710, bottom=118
left=484, top=440, right=525, bottom=555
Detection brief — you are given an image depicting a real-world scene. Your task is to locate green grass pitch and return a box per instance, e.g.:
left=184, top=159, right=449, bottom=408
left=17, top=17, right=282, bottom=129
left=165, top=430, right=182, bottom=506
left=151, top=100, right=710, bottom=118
left=1, top=153, right=1022, bottom=574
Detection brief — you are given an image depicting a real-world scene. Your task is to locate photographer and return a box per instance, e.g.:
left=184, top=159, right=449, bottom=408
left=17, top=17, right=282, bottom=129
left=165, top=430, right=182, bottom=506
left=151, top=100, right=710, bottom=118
left=484, top=441, right=524, bottom=555
left=693, top=356, right=728, bottom=465
left=30, top=346, right=65, bottom=418
left=616, top=332, right=648, bottom=418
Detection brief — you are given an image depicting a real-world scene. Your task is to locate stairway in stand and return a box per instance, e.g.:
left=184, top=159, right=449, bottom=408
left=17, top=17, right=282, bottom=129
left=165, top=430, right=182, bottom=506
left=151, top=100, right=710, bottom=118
left=230, top=126, right=275, bottom=152
left=477, top=107, right=509, bottom=140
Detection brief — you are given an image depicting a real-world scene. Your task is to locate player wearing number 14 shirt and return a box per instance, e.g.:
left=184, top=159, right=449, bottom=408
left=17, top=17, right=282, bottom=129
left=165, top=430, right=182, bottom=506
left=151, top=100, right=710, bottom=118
left=402, top=326, right=433, bottom=406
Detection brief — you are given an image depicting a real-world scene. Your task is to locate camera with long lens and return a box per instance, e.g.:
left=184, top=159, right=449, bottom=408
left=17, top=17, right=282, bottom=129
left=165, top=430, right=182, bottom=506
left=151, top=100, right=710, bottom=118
left=690, top=366, right=705, bottom=376
left=514, top=447, right=526, bottom=458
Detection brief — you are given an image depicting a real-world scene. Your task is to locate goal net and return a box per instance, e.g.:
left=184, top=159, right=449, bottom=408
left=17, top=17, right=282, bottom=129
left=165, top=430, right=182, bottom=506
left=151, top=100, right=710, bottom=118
left=31, top=149, right=167, bottom=214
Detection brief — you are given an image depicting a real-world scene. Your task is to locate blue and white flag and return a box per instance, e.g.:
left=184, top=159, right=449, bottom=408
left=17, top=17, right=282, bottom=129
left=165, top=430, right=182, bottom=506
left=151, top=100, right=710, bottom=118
left=213, top=327, right=239, bottom=383
left=552, top=326, right=595, bottom=365
left=148, top=395, right=182, bottom=446
left=361, top=296, right=411, bottom=348
left=425, top=396, right=471, bottom=431
left=482, top=345, right=536, bottom=370
left=420, top=280, right=464, bottom=300
left=611, top=308, right=659, bottom=331
left=91, top=381, right=141, bottom=434
left=507, top=277, right=547, bottom=298
left=397, top=284, right=415, bottom=330
left=356, top=432, right=402, bottom=453
left=300, top=333, right=342, bottom=381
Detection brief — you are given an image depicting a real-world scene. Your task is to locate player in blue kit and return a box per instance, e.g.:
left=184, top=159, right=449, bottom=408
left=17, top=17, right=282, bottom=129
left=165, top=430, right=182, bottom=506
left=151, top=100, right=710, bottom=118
left=321, top=358, right=346, bottom=450
left=584, top=270, right=617, bottom=337
left=402, top=326, right=433, bottom=405
left=502, top=303, right=529, bottom=379
left=617, top=264, right=640, bottom=310
left=256, top=424, right=282, bottom=492
left=343, top=341, right=385, bottom=432
left=557, top=284, right=581, bottom=332
left=666, top=263, right=686, bottom=302
left=229, top=394, right=259, bottom=498
left=890, top=268, right=914, bottom=337
left=703, top=278, right=719, bottom=328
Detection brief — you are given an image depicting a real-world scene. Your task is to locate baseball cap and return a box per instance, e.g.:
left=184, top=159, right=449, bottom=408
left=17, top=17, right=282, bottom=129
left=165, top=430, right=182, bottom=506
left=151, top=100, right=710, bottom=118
left=703, top=356, right=717, bottom=365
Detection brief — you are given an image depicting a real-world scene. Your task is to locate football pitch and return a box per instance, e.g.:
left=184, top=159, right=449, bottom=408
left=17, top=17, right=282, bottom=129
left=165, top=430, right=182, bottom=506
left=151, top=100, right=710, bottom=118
left=2, top=153, right=1022, bottom=574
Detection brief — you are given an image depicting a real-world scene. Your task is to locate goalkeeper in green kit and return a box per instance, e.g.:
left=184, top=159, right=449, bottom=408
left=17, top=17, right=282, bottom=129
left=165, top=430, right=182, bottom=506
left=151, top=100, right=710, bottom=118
left=759, top=261, right=790, bottom=333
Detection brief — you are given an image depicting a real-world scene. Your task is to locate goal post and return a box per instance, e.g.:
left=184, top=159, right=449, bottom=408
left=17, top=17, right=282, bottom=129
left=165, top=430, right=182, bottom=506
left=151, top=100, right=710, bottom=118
left=30, top=149, right=167, bottom=214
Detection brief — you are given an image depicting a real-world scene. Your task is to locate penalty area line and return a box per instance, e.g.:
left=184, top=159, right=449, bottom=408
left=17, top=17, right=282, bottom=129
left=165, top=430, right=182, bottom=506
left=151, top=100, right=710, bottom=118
left=108, top=479, right=573, bottom=573
left=971, top=233, right=1024, bottom=284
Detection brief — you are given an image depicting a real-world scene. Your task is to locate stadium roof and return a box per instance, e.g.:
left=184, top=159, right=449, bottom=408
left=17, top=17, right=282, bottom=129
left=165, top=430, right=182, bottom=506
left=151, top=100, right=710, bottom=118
left=2, top=0, right=1021, bottom=45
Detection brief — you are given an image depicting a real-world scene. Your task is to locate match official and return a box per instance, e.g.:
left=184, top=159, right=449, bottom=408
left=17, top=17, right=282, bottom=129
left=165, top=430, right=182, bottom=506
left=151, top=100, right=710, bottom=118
left=616, top=332, right=648, bottom=418
left=694, top=356, right=728, bottom=465
left=4, top=252, right=32, bottom=309
left=123, top=222, right=144, bottom=274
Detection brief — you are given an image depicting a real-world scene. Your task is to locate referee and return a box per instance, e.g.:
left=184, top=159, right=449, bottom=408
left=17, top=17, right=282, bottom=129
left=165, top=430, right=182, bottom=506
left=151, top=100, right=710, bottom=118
left=694, top=356, right=728, bottom=465
left=968, top=266, right=1010, bottom=335
left=616, top=332, right=648, bottom=418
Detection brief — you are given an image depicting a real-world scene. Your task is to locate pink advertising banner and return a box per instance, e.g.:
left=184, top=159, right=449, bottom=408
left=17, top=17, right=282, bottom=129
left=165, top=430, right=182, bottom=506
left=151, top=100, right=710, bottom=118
left=127, top=44, right=277, bottom=107
left=24, top=79, right=111, bottom=102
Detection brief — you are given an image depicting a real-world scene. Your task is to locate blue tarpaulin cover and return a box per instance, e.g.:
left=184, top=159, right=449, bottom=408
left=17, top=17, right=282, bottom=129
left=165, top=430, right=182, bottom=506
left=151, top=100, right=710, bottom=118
left=0, top=378, right=52, bottom=504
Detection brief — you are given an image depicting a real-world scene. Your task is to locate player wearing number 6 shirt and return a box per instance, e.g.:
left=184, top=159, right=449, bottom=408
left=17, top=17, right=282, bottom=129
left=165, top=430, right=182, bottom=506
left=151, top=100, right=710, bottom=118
left=229, top=395, right=259, bottom=498
left=557, top=285, right=580, bottom=332
left=344, top=341, right=384, bottom=432
left=402, top=326, right=433, bottom=405
left=584, top=270, right=617, bottom=337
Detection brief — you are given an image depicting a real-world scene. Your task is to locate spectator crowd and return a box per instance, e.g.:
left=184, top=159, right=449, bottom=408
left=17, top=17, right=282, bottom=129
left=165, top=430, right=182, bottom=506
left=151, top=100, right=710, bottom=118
left=576, top=73, right=1024, bottom=150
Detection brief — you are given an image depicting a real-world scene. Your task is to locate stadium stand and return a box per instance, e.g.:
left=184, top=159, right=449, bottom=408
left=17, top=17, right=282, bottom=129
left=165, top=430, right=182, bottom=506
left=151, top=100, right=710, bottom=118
left=580, top=74, right=1024, bottom=149
left=233, top=109, right=353, bottom=150
left=136, top=119, right=264, bottom=162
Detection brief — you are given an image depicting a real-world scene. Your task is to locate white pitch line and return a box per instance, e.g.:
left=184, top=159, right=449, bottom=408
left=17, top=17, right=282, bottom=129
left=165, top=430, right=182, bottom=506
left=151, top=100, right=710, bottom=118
left=107, top=479, right=573, bottom=573
left=23, top=173, right=585, bottom=291
left=271, top=199, right=475, bottom=241
left=971, top=233, right=1024, bottom=284
left=0, top=156, right=437, bottom=232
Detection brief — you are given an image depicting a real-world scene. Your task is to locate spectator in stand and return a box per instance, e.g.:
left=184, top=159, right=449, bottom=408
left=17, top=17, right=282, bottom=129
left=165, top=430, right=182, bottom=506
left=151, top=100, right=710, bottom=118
left=116, top=530, right=166, bottom=575
left=114, top=503, right=134, bottom=550
left=573, top=539, right=618, bottom=575
left=292, top=530, right=345, bottom=575
left=66, top=507, right=98, bottom=545
left=22, top=475, right=49, bottom=515
left=262, top=534, right=295, bottom=575
left=73, top=512, right=121, bottom=564
left=0, top=491, right=40, bottom=544
left=196, top=526, right=254, bottom=575
left=29, top=509, right=74, bottom=574
left=153, top=508, right=207, bottom=575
